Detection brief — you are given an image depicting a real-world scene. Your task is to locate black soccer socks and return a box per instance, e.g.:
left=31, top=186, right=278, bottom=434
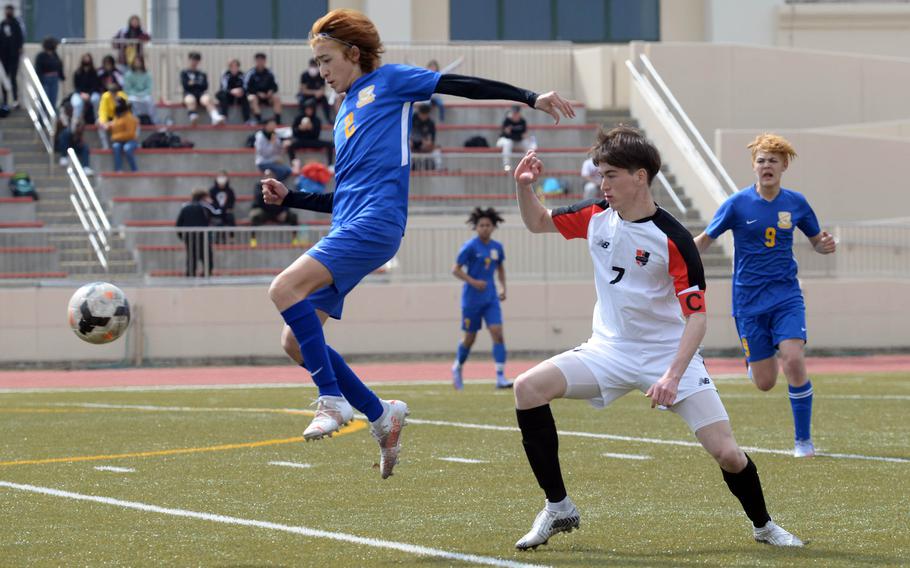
left=722, top=454, right=772, bottom=527
left=516, top=405, right=568, bottom=503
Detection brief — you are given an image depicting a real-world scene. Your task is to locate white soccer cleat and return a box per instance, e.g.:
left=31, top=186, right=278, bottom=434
left=370, top=399, right=409, bottom=479
left=753, top=521, right=804, bottom=547
left=303, top=395, right=354, bottom=441
left=794, top=439, right=815, bottom=458
left=515, top=500, right=581, bottom=550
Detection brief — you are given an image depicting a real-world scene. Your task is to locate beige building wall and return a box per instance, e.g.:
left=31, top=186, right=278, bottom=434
left=778, top=2, right=910, bottom=58
left=2, top=279, right=908, bottom=365
left=85, top=0, right=149, bottom=42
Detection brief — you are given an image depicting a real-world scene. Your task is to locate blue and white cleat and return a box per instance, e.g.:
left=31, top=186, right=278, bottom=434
left=452, top=364, right=464, bottom=390
left=794, top=439, right=815, bottom=458
left=495, top=374, right=513, bottom=389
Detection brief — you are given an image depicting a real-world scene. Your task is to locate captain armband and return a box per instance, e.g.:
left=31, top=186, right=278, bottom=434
left=678, top=287, right=706, bottom=316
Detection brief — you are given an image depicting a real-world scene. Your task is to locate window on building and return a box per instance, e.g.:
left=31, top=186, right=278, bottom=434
left=180, top=0, right=328, bottom=40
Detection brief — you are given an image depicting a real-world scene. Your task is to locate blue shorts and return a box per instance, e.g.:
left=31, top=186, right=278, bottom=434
left=305, top=219, right=401, bottom=320
left=461, top=300, right=503, bottom=332
left=734, top=300, right=807, bottom=363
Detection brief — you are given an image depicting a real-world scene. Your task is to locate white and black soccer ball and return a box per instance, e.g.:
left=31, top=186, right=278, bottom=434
left=67, top=282, right=131, bottom=344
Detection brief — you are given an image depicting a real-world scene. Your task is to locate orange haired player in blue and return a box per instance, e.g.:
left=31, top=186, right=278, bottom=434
left=260, top=8, right=574, bottom=479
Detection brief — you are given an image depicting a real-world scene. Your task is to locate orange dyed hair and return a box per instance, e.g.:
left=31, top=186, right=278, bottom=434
left=748, top=133, right=798, bottom=165
left=310, top=9, right=384, bottom=74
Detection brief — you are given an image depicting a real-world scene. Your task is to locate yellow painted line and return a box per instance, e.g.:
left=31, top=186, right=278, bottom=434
left=0, top=419, right=368, bottom=467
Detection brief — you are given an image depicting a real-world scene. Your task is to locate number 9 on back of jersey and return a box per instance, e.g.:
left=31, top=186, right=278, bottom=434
left=67, top=282, right=131, bottom=344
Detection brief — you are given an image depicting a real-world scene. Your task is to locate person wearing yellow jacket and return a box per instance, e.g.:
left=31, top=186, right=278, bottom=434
left=97, top=83, right=128, bottom=149
left=110, top=98, right=139, bottom=171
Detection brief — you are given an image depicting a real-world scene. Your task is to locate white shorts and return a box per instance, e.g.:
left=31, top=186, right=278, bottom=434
left=548, top=340, right=729, bottom=432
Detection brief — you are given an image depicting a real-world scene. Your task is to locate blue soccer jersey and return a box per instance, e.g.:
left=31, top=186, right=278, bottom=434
left=331, top=64, right=440, bottom=232
left=457, top=237, right=505, bottom=308
left=706, top=186, right=820, bottom=316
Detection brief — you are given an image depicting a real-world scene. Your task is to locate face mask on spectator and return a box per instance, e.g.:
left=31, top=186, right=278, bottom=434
left=216, top=176, right=228, bottom=186
left=308, top=67, right=319, bottom=77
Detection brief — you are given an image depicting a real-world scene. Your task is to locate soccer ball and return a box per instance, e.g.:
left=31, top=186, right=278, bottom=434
left=67, top=282, right=131, bottom=344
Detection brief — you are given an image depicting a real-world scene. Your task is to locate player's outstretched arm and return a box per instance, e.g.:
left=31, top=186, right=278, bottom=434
left=809, top=231, right=836, bottom=254
left=693, top=232, right=714, bottom=253
left=514, top=151, right=558, bottom=233
left=434, top=75, right=575, bottom=124
left=261, top=177, right=334, bottom=213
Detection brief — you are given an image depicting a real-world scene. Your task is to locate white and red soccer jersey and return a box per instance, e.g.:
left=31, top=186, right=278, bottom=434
left=552, top=200, right=706, bottom=345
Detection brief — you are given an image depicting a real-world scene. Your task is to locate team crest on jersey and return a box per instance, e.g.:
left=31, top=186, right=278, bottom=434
left=356, top=85, right=376, bottom=108
left=635, top=249, right=651, bottom=266
left=777, top=211, right=793, bottom=229
left=490, top=249, right=499, bottom=260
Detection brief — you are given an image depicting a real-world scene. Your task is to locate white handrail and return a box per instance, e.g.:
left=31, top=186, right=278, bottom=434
left=66, top=147, right=111, bottom=269
left=655, top=171, right=687, bottom=215
left=69, top=195, right=109, bottom=271
left=638, top=55, right=738, bottom=197
left=21, top=58, right=57, bottom=167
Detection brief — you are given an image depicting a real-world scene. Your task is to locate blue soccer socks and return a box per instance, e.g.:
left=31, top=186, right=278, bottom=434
left=281, top=299, right=341, bottom=397
left=327, top=346, right=384, bottom=422
left=788, top=381, right=813, bottom=441
left=493, top=343, right=508, bottom=386
left=456, top=343, right=471, bottom=366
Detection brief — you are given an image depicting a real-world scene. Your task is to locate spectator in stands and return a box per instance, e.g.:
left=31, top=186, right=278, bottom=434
left=97, top=55, right=124, bottom=92
left=285, top=99, right=333, bottom=165
left=55, top=99, right=93, bottom=175
left=123, top=55, right=155, bottom=124
left=176, top=187, right=215, bottom=277
left=0, top=3, right=24, bottom=108
left=496, top=105, right=536, bottom=172
left=581, top=157, right=602, bottom=200
left=209, top=169, right=237, bottom=241
left=97, top=82, right=127, bottom=150
left=216, top=58, right=250, bottom=124
left=297, top=58, right=332, bottom=123
left=70, top=53, right=102, bottom=125
left=34, top=36, right=64, bottom=108
left=425, top=60, right=445, bottom=122
left=112, top=15, right=150, bottom=71
left=110, top=98, right=139, bottom=172
left=245, top=53, right=282, bottom=124
left=250, top=168, right=299, bottom=227
left=255, top=117, right=291, bottom=181
left=410, top=103, right=441, bottom=171
left=181, top=51, right=224, bottom=126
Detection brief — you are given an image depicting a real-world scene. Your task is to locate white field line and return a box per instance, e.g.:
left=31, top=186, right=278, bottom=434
left=27, top=403, right=910, bottom=465
left=438, top=457, right=488, bottom=464
left=602, top=453, right=651, bottom=460
left=0, top=380, right=483, bottom=395
left=720, top=393, right=910, bottom=401
left=94, top=466, right=135, bottom=473
left=269, top=461, right=312, bottom=469
left=0, top=481, right=547, bottom=568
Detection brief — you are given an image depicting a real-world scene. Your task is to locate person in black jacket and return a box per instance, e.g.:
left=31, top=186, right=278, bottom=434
left=0, top=4, right=24, bottom=107
left=297, top=58, right=332, bottom=122
left=285, top=100, right=333, bottom=164
left=34, top=37, right=63, bottom=108
left=215, top=58, right=250, bottom=124
left=176, top=187, right=217, bottom=277
left=181, top=51, right=225, bottom=126
left=70, top=53, right=102, bottom=124
left=244, top=53, right=282, bottom=124
left=208, top=170, right=236, bottom=242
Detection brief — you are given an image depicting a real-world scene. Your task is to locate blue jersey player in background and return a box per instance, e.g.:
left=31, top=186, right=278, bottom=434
left=695, top=133, right=836, bottom=458
left=451, top=207, right=511, bottom=390
left=260, top=8, right=575, bottom=479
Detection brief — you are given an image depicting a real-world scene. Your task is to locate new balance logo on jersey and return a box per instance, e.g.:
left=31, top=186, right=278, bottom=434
left=635, top=249, right=650, bottom=266
left=698, top=377, right=711, bottom=386
left=596, top=239, right=610, bottom=249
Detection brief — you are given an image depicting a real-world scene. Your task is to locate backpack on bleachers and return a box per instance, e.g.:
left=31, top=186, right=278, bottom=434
left=8, top=172, right=38, bottom=200
left=142, top=131, right=194, bottom=149
left=464, top=135, right=489, bottom=148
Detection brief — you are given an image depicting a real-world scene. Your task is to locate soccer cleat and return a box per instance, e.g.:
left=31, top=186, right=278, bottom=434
left=303, top=395, right=354, bottom=441
left=515, top=500, right=581, bottom=550
left=495, top=373, right=513, bottom=389
left=452, top=364, right=464, bottom=390
left=793, top=439, right=815, bottom=458
left=753, top=521, right=804, bottom=547
left=371, top=400, right=409, bottom=479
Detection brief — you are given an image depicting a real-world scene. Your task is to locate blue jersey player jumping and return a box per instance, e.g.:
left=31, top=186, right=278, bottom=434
left=260, top=8, right=575, bottom=479
left=694, top=134, right=836, bottom=458
left=451, top=207, right=511, bottom=390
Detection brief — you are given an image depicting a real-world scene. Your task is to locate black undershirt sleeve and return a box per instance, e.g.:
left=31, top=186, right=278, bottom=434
left=281, top=191, right=334, bottom=213
left=434, top=74, right=538, bottom=108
